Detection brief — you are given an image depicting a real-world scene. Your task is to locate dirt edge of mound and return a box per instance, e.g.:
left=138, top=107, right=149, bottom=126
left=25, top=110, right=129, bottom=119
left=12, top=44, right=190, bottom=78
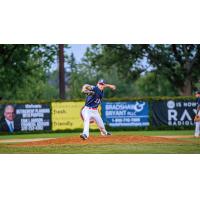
left=11, top=135, right=190, bottom=147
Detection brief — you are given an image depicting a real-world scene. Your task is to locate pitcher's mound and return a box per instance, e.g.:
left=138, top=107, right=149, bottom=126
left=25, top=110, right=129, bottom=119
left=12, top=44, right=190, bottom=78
left=12, top=135, right=189, bottom=147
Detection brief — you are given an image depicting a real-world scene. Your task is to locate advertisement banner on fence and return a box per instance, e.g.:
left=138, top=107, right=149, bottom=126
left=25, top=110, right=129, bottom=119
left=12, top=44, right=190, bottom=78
left=101, top=101, right=149, bottom=127
left=51, top=102, right=100, bottom=131
left=152, top=100, right=197, bottom=126
left=0, top=104, right=51, bottom=133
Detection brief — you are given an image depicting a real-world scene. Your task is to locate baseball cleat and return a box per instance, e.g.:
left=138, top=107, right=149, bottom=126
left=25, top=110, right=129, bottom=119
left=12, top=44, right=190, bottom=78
left=80, top=134, right=88, bottom=140
left=107, top=132, right=112, bottom=136
left=100, top=132, right=107, bottom=136
left=101, top=132, right=112, bottom=136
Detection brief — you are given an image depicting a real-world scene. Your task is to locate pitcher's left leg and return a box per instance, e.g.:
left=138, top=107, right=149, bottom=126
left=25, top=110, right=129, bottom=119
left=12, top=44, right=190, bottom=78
left=94, top=111, right=111, bottom=136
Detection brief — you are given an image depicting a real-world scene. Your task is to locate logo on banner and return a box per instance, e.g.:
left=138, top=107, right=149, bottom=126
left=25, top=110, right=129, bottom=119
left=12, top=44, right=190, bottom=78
left=167, top=100, right=197, bottom=126
left=102, top=101, right=149, bottom=127
left=167, top=100, right=175, bottom=109
left=133, top=102, right=146, bottom=114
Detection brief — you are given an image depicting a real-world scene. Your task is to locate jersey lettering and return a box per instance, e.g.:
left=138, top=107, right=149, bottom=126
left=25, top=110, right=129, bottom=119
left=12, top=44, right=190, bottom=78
left=85, top=86, right=103, bottom=108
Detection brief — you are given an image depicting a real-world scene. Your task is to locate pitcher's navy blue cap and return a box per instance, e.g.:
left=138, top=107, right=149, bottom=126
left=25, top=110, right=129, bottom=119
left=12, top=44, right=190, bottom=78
left=98, top=79, right=106, bottom=85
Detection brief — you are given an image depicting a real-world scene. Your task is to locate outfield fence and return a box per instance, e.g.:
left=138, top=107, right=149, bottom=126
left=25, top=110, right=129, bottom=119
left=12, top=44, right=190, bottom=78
left=0, top=96, right=197, bottom=135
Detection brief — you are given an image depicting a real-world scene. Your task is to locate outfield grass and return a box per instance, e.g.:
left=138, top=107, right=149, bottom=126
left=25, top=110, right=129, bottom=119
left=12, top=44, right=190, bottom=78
left=0, top=130, right=199, bottom=154
left=0, top=143, right=200, bottom=154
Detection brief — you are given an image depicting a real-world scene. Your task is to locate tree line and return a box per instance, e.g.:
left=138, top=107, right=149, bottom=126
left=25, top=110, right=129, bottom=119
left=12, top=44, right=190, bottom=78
left=0, top=44, right=200, bottom=101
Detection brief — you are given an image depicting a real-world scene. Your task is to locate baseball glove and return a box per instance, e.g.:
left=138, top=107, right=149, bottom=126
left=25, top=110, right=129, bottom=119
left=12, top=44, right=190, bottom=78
left=81, top=84, right=95, bottom=96
left=194, top=115, right=200, bottom=122
left=83, top=90, right=95, bottom=96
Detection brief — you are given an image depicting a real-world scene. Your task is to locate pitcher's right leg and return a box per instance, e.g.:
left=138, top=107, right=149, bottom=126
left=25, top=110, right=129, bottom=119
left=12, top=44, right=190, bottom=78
left=80, top=107, right=90, bottom=140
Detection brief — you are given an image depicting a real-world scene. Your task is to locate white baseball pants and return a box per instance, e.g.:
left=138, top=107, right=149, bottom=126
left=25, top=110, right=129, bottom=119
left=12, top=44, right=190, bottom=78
left=195, top=112, right=200, bottom=137
left=81, top=106, right=107, bottom=137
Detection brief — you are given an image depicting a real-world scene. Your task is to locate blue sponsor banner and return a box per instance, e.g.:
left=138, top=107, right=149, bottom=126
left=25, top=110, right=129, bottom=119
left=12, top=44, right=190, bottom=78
left=102, top=101, right=149, bottom=127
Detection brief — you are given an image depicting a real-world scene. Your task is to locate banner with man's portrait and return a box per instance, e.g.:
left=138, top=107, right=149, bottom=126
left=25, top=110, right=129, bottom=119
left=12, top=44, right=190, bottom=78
left=0, top=104, right=51, bottom=134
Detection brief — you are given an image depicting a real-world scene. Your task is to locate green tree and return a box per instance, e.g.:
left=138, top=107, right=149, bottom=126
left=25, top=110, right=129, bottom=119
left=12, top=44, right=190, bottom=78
left=67, top=53, right=83, bottom=99
left=134, top=72, right=178, bottom=96
left=67, top=53, right=136, bottom=99
left=86, top=44, right=200, bottom=96
left=0, top=44, right=58, bottom=100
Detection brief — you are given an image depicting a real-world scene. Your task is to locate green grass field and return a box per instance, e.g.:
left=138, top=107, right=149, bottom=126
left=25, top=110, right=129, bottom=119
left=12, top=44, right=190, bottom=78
left=0, top=130, right=200, bottom=154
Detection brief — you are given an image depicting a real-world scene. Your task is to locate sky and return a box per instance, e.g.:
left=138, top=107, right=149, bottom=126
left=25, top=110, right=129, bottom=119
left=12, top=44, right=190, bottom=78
left=67, top=44, right=90, bottom=63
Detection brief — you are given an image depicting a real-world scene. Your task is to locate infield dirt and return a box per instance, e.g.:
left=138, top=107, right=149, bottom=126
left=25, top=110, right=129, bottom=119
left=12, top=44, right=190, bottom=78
left=11, top=135, right=190, bottom=147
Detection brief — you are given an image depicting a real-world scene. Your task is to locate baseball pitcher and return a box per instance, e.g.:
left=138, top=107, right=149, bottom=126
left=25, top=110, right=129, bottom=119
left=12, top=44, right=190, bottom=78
left=80, top=79, right=116, bottom=140
left=194, top=91, right=200, bottom=137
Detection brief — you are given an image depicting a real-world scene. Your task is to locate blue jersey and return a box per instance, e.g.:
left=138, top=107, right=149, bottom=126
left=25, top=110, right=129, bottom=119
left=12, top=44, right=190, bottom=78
left=197, top=97, right=200, bottom=106
left=85, top=86, right=104, bottom=108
